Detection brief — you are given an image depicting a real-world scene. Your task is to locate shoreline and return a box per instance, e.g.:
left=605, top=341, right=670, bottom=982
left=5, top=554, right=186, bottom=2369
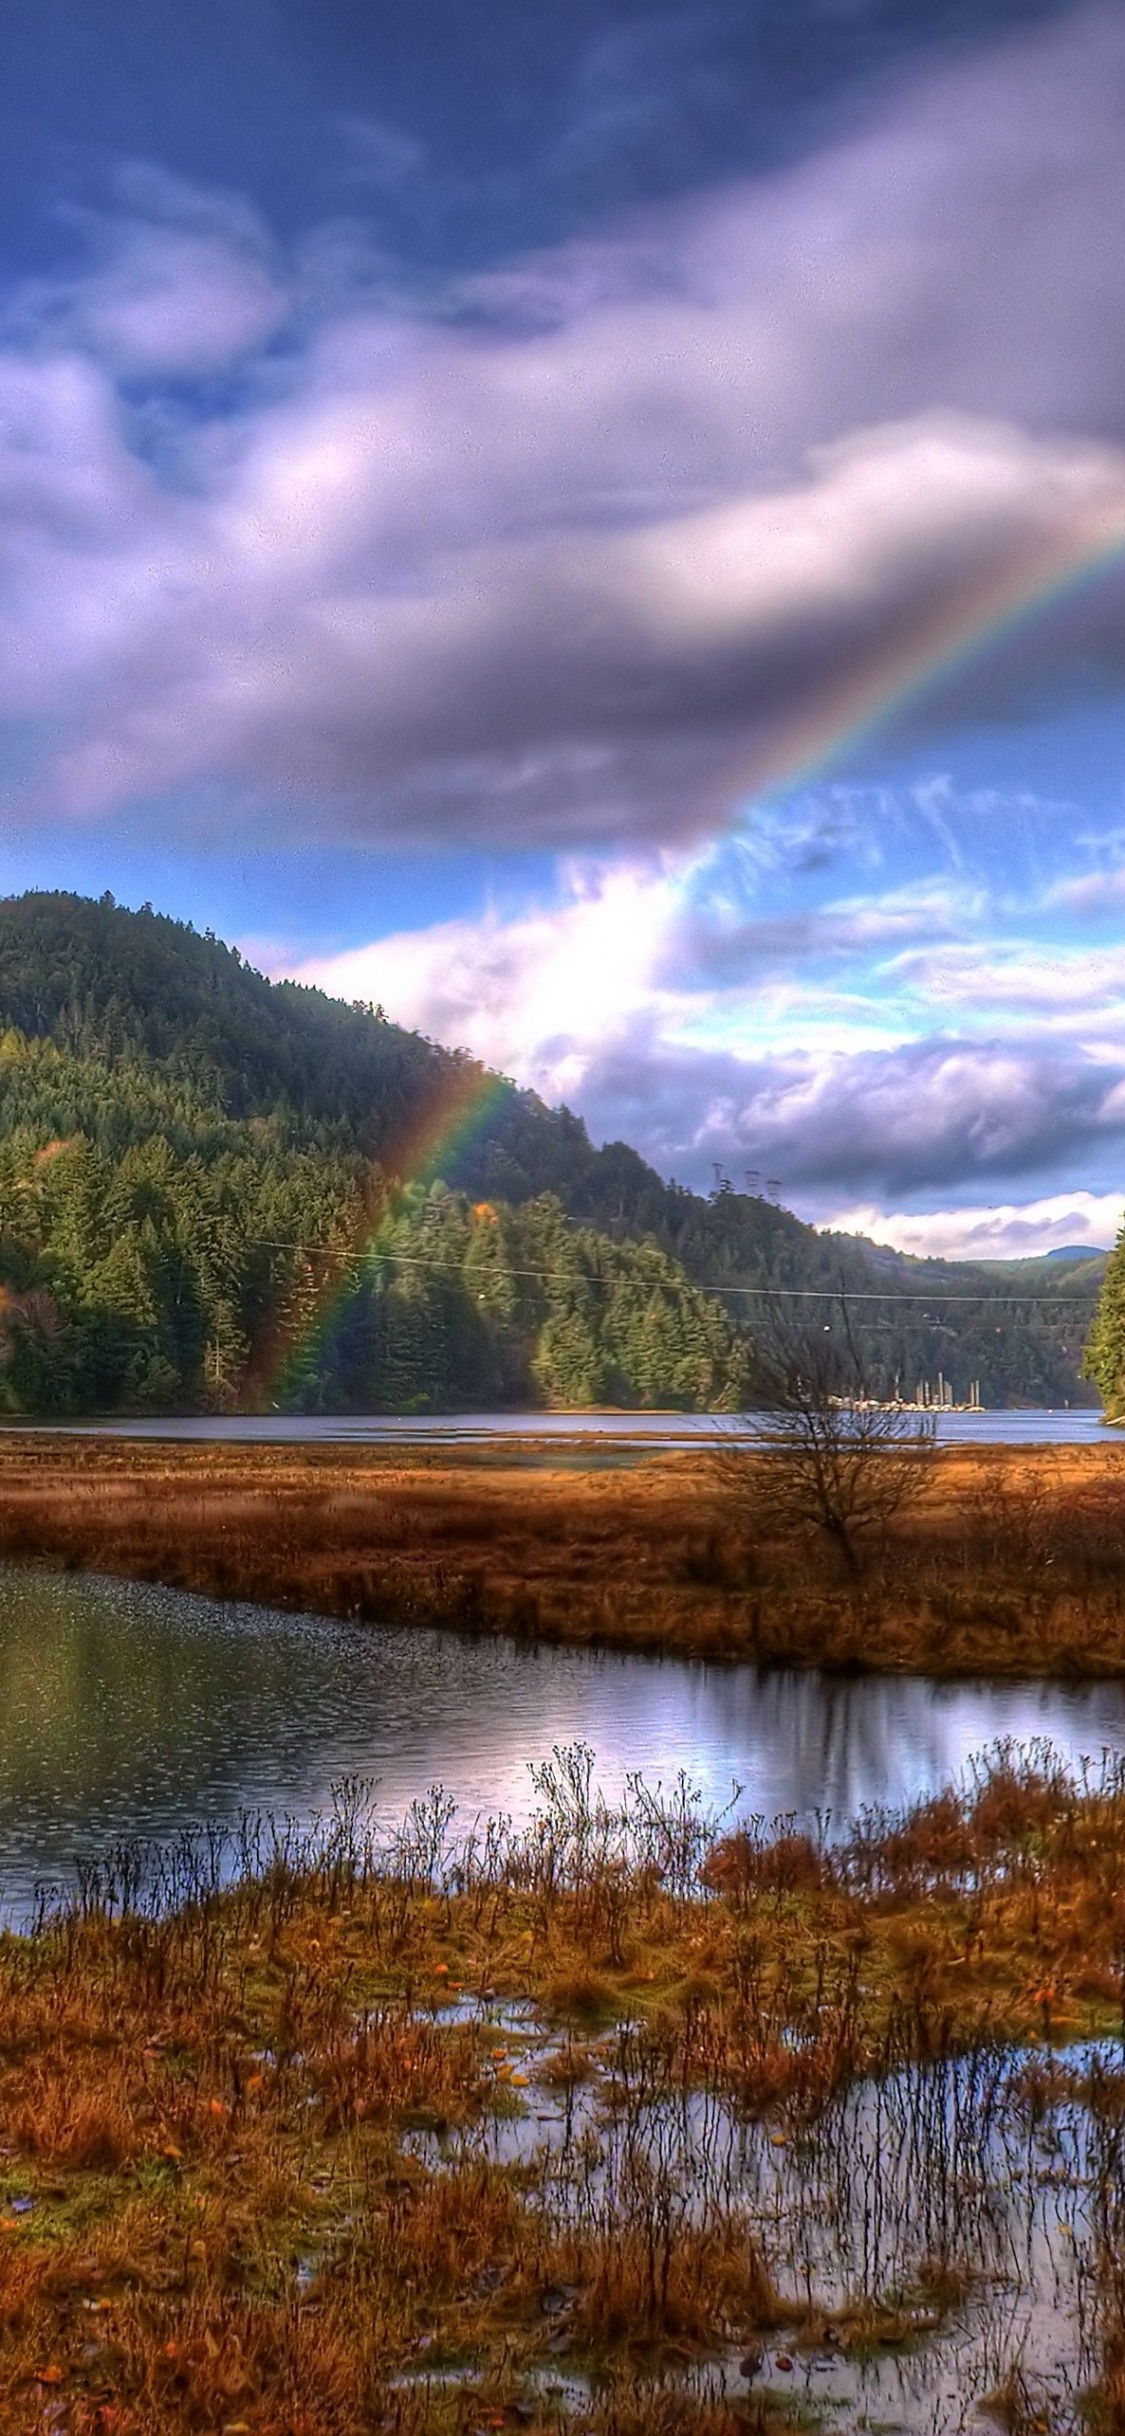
left=0, top=1434, right=1124, bottom=1676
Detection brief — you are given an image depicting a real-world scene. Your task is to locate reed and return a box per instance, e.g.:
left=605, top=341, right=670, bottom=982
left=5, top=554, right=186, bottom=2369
left=3, top=1747, right=1125, bottom=2426
left=2, top=1435, right=1125, bottom=1675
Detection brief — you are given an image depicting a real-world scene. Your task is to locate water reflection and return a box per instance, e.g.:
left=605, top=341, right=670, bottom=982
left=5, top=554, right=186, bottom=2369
left=420, top=2028, right=1106, bottom=2433
left=2, top=1567, right=1125, bottom=1917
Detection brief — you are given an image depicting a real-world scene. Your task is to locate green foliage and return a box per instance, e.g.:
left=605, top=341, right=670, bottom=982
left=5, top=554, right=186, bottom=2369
left=0, top=1049, right=368, bottom=1411
left=0, top=894, right=749, bottom=1411
left=0, top=891, right=1103, bottom=1412
left=1084, top=1222, right=1125, bottom=1414
left=280, top=1190, right=749, bottom=1415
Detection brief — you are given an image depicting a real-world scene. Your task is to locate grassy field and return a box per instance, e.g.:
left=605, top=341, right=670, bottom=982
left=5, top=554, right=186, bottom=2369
left=0, top=1435, right=1124, bottom=1674
left=4, top=1749, right=1125, bottom=2432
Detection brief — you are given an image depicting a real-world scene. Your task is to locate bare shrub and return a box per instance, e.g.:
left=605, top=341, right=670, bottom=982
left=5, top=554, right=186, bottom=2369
left=715, top=1298, right=935, bottom=1582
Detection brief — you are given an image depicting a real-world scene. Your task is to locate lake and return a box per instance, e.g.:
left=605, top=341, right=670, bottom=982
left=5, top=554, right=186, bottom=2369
left=10, top=1403, right=1114, bottom=1450
left=3, top=1565, right=1125, bottom=1921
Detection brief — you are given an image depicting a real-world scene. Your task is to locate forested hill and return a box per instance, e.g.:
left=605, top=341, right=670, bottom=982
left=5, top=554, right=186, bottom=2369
left=0, top=890, right=1105, bottom=1413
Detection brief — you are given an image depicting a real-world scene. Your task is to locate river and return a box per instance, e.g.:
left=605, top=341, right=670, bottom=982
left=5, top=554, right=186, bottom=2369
left=2, top=1566, right=1124, bottom=1922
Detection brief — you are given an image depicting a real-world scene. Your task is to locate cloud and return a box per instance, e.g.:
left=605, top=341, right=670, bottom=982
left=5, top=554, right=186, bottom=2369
left=18, top=403, right=1125, bottom=845
left=284, top=849, right=949, bottom=1091
left=5, top=11, right=1125, bottom=840
left=1049, top=862, right=1125, bottom=916
left=884, top=936, right=1125, bottom=1018
left=660, top=873, right=976, bottom=987
left=284, top=846, right=1125, bottom=1207
left=71, top=226, right=283, bottom=378
left=567, top=1030, right=1125, bottom=1203
left=827, top=1191, right=1122, bottom=1263
left=9, top=166, right=287, bottom=378
left=287, top=863, right=687, bottom=1101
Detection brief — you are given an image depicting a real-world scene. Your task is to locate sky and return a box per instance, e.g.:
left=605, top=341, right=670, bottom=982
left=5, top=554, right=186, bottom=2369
left=5, top=1, right=1125, bottom=1257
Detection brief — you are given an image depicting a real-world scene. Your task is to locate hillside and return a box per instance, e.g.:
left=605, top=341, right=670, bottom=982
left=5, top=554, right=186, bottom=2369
left=0, top=890, right=1105, bottom=1413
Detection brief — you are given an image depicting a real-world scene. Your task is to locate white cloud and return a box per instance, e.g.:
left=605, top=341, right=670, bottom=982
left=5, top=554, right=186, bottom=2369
left=827, top=1192, right=1123, bottom=1263
left=884, top=937, right=1125, bottom=1019
left=276, top=841, right=1125, bottom=1207
left=1050, top=865, right=1125, bottom=916
left=8, top=167, right=287, bottom=378
left=285, top=859, right=688, bottom=1102
left=73, top=225, right=284, bottom=376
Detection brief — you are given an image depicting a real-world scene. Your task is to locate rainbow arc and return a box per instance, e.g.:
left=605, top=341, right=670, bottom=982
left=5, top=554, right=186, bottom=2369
left=719, top=489, right=1125, bottom=816
left=261, top=1061, right=509, bottom=1404
left=264, top=480, right=1125, bottom=1404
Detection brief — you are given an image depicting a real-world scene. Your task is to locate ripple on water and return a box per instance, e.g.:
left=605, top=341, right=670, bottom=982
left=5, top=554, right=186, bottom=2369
left=3, top=1564, right=1125, bottom=1917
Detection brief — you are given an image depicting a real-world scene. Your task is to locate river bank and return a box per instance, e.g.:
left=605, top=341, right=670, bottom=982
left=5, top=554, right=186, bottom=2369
left=1, top=1435, right=1125, bottom=1676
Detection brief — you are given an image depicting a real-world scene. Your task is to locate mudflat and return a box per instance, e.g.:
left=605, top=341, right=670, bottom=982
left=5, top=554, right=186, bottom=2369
left=0, top=1434, right=1123, bottom=1675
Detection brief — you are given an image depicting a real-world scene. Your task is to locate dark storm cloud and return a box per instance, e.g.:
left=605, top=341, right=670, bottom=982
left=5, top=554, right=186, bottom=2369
left=3, top=8, right=1125, bottom=846
left=573, top=1027, right=1125, bottom=1202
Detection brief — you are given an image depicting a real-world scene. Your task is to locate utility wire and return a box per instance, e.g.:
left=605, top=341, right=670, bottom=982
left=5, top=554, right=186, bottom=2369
left=243, top=1239, right=1106, bottom=1307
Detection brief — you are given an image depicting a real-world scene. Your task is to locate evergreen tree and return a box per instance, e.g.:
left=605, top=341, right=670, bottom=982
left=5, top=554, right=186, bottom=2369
left=1085, top=1220, right=1125, bottom=1413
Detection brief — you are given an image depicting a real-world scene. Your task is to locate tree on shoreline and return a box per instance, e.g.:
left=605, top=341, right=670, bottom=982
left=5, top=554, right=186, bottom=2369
left=1084, top=1216, right=1125, bottom=1417
left=716, top=1298, right=936, bottom=1581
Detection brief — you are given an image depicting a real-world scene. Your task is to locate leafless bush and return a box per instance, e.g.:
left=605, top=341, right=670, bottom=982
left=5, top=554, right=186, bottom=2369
left=716, top=1298, right=935, bottom=1581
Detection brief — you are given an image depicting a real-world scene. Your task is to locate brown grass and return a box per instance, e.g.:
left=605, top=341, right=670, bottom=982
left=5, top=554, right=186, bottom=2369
left=0, top=1434, right=1125, bottom=1673
left=5, top=1752, right=1125, bottom=2424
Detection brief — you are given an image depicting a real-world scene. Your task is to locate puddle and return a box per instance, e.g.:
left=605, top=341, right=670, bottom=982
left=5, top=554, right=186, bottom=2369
left=403, top=2019, right=1117, bottom=2432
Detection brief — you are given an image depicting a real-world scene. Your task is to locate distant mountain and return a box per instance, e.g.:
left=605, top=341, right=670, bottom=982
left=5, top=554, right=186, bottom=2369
left=0, top=890, right=1105, bottom=1412
left=1043, top=1244, right=1111, bottom=1262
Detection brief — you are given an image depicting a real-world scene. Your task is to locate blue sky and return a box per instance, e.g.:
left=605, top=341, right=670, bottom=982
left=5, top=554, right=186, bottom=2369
left=4, top=0, right=1125, bottom=1254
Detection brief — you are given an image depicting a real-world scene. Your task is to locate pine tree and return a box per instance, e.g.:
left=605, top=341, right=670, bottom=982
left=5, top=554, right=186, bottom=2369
left=1084, top=1220, right=1125, bottom=1414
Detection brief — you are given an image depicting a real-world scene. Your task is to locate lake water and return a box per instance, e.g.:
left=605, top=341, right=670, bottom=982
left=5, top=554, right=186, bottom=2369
left=10, top=1404, right=1113, bottom=1449
left=3, top=1566, right=1125, bottom=1921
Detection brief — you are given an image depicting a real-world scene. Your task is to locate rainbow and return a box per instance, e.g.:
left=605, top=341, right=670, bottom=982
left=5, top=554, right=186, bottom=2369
left=261, top=1059, right=510, bottom=1407
left=720, top=485, right=1125, bottom=817
left=260, top=476, right=1125, bottom=1406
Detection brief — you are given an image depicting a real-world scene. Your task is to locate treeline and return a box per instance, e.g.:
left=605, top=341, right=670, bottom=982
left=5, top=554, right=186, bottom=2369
left=288, top=1190, right=748, bottom=1415
left=0, top=1031, right=359, bottom=1409
left=0, top=1027, right=747, bottom=1413
left=0, top=892, right=1104, bottom=1413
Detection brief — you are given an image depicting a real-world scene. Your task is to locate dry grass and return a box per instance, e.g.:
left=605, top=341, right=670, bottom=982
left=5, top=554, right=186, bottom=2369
left=5, top=1751, right=1125, bottom=2424
left=1, top=1435, right=1125, bottom=1674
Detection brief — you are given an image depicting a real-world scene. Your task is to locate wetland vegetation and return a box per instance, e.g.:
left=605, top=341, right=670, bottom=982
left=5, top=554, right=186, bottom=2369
left=4, top=1744, right=1125, bottom=2432
left=6, top=1435, right=1125, bottom=1677
left=2, top=895, right=1125, bottom=2433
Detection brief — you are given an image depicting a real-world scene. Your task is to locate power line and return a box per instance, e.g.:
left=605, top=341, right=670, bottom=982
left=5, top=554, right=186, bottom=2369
left=245, top=1239, right=1105, bottom=1308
